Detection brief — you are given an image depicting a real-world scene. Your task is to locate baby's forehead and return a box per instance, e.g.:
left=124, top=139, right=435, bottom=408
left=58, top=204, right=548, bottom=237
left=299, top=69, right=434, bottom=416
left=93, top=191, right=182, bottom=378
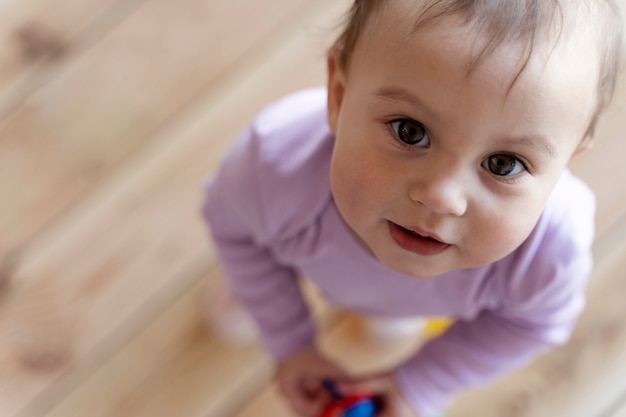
left=377, top=0, right=590, bottom=46
left=368, top=0, right=602, bottom=80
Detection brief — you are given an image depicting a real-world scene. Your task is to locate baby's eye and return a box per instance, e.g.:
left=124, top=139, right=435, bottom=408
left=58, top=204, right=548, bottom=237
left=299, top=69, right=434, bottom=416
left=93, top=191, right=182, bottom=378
left=389, top=119, right=430, bottom=147
left=482, top=154, right=526, bottom=177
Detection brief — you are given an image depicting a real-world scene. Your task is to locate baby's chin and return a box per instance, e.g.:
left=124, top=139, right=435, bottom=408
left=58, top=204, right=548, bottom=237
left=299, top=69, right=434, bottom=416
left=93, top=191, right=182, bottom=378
left=377, top=250, right=506, bottom=279
left=375, top=253, right=457, bottom=279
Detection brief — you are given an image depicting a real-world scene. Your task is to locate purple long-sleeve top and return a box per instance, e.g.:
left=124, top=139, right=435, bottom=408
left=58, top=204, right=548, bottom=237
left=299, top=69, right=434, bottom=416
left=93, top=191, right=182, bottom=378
left=202, top=88, right=595, bottom=415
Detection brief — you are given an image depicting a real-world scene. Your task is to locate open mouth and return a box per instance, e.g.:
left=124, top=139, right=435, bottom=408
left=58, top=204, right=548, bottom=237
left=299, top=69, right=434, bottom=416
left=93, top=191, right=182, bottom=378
left=388, top=222, right=450, bottom=256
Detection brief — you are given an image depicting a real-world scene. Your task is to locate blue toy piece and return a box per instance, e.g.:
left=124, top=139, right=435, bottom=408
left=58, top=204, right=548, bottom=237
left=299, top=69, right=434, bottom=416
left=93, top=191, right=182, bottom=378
left=342, top=398, right=377, bottom=417
left=319, top=379, right=378, bottom=417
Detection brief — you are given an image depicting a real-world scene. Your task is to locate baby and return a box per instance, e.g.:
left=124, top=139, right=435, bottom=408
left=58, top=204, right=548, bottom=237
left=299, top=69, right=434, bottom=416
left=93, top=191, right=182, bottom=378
left=203, top=1, right=623, bottom=416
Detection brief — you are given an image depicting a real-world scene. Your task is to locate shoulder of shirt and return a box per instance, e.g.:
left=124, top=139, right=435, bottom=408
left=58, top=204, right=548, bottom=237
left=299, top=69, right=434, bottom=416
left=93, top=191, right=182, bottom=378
left=535, top=169, right=596, bottom=277
left=541, top=169, right=596, bottom=244
left=229, top=87, right=334, bottom=243
left=493, top=169, right=596, bottom=306
left=253, top=87, right=329, bottom=139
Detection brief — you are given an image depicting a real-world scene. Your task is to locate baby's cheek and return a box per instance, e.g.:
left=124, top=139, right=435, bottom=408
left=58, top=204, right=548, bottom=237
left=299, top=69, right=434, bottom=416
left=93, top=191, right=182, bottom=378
left=471, top=214, right=537, bottom=265
left=334, top=157, right=376, bottom=207
left=331, top=159, right=369, bottom=228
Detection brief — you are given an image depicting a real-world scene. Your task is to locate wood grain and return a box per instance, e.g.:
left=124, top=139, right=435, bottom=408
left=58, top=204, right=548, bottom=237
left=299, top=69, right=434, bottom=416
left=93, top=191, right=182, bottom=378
left=0, top=0, right=308, bottom=264
left=0, top=0, right=147, bottom=115
left=43, top=268, right=273, bottom=417
left=42, top=272, right=338, bottom=417
left=0, top=1, right=349, bottom=416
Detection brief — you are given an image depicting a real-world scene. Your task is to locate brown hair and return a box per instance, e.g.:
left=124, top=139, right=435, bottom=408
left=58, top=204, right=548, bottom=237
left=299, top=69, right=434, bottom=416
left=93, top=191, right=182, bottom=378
left=330, top=0, right=623, bottom=138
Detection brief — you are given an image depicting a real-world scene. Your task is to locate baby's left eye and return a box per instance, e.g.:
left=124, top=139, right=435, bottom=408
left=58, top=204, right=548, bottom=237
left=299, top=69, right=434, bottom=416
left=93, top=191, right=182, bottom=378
left=482, top=154, right=526, bottom=177
left=389, top=119, right=430, bottom=148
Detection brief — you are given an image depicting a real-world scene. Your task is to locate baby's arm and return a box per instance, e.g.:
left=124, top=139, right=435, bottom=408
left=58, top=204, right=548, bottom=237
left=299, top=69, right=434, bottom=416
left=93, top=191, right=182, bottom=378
left=394, top=246, right=592, bottom=415
left=203, top=126, right=317, bottom=358
left=205, top=131, right=346, bottom=416
left=210, top=230, right=316, bottom=356
left=394, top=310, right=557, bottom=415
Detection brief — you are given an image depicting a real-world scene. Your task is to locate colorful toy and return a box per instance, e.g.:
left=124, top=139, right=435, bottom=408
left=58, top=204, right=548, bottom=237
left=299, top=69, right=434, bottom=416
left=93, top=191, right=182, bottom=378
left=319, top=379, right=378, bottom=417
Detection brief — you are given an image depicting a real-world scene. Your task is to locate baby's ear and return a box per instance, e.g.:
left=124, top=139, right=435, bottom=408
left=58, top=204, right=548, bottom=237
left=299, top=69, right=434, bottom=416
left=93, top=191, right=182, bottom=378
left=327, top=52, right=347, bottom=135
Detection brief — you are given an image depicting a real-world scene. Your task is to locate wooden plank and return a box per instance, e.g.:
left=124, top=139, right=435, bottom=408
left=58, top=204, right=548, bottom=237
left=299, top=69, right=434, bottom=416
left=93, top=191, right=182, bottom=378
left=0, top=0, right=146, bottom=116
left=236, top=385, right=294, bottom=417
left=0, top=0, right=310, bottom=265
left=0, top=1, right=350, bottom=416
left=42, top=269, right=272, bottom=417
left=44, top=273, right=337, bottom=417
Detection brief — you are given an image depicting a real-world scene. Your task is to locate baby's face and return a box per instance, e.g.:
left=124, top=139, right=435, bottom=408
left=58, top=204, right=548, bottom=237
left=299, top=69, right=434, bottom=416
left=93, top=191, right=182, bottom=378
left=327, top=1, right=599, bottom=278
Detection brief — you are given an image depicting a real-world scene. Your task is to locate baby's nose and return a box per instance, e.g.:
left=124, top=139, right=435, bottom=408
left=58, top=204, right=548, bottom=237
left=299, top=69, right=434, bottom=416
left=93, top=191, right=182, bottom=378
left=408, top=170, right=468, bottom=217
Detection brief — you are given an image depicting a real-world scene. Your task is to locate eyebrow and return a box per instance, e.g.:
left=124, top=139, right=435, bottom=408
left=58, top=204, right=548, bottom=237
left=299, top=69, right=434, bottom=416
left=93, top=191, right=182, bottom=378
left=372, top=85, right=556, bottom=158
left=371, top=86, right=436, bottom=118
left=496, top=135, right=556, bottom=158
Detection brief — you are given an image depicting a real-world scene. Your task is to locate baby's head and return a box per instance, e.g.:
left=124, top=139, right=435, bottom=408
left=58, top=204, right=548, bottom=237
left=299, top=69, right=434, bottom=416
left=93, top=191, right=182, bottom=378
left=325, top=0, right=622, bottom=278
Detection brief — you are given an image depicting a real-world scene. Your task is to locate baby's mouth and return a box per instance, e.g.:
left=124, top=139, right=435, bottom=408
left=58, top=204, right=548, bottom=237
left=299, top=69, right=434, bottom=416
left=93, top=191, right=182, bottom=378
left=388, top=222, right=450, bottom=256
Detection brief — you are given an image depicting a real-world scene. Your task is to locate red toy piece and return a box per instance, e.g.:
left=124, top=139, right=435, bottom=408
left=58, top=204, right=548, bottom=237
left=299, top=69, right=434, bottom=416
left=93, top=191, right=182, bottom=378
left=319, top=379, right=379, bottom=417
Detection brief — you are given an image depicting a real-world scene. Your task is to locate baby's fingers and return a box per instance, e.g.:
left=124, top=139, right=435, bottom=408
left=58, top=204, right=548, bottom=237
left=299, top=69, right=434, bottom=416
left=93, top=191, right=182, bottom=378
left=280, top=378, right=331, bottom=417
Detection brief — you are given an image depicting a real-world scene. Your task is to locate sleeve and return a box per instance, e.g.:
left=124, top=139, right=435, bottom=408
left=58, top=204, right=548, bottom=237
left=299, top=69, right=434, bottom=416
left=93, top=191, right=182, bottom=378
left=202, top=122, right=316, bottom=359
left=393, top=176, right=596, bottom=416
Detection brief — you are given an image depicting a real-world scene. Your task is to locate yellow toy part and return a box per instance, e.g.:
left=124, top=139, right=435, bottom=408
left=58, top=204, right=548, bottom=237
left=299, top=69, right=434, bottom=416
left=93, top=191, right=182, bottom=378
left=422, top=317, right=453, bottom=339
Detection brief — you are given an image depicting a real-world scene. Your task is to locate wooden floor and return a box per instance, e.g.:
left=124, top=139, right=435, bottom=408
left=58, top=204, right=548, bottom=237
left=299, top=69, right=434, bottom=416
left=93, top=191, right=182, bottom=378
left=1, top=1, right=625, bottom=416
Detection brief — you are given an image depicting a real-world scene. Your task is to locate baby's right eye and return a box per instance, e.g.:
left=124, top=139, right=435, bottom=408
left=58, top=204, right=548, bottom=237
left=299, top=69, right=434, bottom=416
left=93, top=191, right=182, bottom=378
left=389, top=119, right=430, bottom=148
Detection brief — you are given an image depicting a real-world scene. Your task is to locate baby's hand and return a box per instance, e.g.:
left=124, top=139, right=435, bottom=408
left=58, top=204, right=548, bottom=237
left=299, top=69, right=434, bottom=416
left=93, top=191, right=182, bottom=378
left=337, top=372, right=419, bottom=417
left=276, top=346, right=347, bottom=417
